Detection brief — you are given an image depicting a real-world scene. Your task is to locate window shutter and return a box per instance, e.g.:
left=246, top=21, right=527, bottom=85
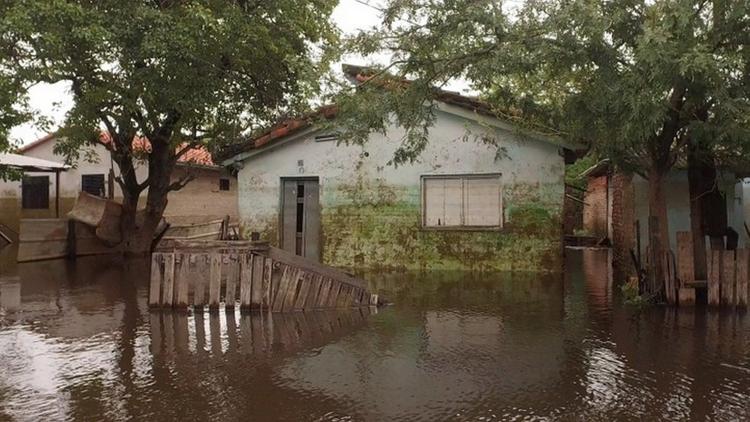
left=424, top=178, right=445, bottom=226
left=443, top=178, right=463, bottom=226
left=464, top=176, right=502, bottom=226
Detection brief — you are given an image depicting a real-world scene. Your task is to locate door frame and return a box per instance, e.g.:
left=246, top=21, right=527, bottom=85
left=278, top=176, right=321, bottom=254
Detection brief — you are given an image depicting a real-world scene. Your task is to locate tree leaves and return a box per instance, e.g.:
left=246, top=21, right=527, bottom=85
left=338, top=0, right=750, bottom=173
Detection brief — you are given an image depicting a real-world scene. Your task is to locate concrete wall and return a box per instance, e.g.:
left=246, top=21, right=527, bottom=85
left=235, top=106, right=566, bottom=272
left=0, top=138, right=238, bottom=232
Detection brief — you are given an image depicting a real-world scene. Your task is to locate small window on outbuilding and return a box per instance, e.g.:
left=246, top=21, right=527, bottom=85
left=422, top=174, right=502, bottom=228
left=219, top=178, right=230, bottom=191
left=81, top=174, right=106, bottom=197
left=22, top=176, right=50, bottom=209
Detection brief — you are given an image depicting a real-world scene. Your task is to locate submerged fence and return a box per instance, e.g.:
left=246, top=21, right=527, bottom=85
left=662, top=231, right=749, bottom=307
left=149, top=240, right=378, bottom=312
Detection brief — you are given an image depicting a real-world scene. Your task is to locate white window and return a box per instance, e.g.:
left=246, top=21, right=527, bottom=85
left=422, top=174, right=503, bottom=228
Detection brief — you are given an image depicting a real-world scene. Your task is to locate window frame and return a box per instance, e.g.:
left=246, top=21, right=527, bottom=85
left=420, top=173, right=503, bottom=231
left=81, top=174, right=106, bottom=197
left=21, top=175, right=50, bottom=210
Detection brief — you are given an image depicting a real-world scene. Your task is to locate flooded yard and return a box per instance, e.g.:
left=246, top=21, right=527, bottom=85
left=1, top=248, right=750, bottom=420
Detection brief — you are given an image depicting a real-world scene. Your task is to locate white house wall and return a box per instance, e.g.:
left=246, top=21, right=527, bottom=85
left=236, top=108, right=565, bottom=271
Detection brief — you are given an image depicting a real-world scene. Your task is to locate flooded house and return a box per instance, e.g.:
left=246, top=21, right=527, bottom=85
left=0, top=133, right=239, bottom=235
left=222, top=66, right=575, bottom=272
left=580, top=159, right=748, bottom=280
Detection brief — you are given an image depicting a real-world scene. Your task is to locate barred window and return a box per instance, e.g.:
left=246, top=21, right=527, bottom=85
left=422, top=174, right=502, bottom=228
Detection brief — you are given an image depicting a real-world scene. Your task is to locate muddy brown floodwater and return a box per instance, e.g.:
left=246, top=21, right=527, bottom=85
left=1, top=248, right=750, bottom=421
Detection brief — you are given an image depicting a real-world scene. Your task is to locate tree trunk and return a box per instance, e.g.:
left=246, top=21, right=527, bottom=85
left=118, top=140, right=174, bottom=256
left=688, top=145, right=708, bottom=280
left=647, top=167, right=670, bottom=296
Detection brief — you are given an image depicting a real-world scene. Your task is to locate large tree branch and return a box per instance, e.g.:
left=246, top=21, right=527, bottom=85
left=167, top=173, right=195, bottom=192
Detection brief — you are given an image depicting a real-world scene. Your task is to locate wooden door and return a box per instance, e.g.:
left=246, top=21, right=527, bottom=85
left=281, top=178, right=321, bottom=260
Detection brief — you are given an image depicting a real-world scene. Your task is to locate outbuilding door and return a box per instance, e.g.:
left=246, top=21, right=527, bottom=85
left=280, top=178, right=320, bottom=260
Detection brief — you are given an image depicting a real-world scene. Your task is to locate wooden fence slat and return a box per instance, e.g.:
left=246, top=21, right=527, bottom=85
left=737, top=249, right=749, bottom=307
left=305, top=274, right=322, bottom=309
left=239, top=253, right=253, bottom=310
left=676, top=231, right=694, bottom=286
left=721, top=250, right=736, bottom=307
left=225, top=253, right=238, bottom=308
left=174, top=253, right=190, bottom=308
left=161, top=253, right=175, bottom=307
left=282, top=269, right=301, bottom=311
left=193, top=254, right=208, bottom=308
left=272, top=265, right=290, bottom=312
left=262, top=258, right=273, bottom=309
left=208, top=253, right=222, bottom=309
left=708, top=250, right=721, bottom=306
left=251, top=253, right=265, bottom=310
left=664, top=252, right=676, bottom=305
left=328, top=282, right=341, bottom=308
left=149, top=253, right=163, bottom=307
left=316, top=278, right=331, bottom=308
left=294, top=272, right=313, bottom=310
left=270, top=261, right=283, bottom=306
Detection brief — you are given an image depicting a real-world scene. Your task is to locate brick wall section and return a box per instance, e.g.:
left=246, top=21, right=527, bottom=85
left=583, top=175, right=609, bottom=237
left=611, top=171, right=635, bottom=282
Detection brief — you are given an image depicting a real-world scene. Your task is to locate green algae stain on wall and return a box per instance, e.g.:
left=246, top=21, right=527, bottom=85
left=320, top=178, right=562, bottom=272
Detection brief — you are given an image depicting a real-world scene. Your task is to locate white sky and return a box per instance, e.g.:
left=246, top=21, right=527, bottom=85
left=9, top=0, right=469, bottom=145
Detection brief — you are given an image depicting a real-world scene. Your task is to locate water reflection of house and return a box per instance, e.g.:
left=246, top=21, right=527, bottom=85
left=0, top=133, right=238, bottom=233
left=581, top=160, right=747, bottom=279
left=221, top=64, right=575, bottom=271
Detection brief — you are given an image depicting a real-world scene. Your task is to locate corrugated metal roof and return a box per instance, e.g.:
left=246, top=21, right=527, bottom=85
left=0, top=153, right=69, bottom=171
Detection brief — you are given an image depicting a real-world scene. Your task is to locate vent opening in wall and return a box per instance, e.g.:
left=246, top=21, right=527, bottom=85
left=314, top=133, right=339, bottom=142
left=219, top=178, right=230, bottom=191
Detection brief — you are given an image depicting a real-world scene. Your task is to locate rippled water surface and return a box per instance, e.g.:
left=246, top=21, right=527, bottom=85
left=2, top=248, right=750, bottom=421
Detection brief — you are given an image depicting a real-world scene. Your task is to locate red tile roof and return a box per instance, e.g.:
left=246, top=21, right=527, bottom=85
left=21, top=132, right=216, bottom=166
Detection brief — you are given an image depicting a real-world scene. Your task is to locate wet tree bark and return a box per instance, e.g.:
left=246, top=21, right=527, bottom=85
left=647, top=167, right=670, bottom=296
left=687, top=138, right=726, bottom=279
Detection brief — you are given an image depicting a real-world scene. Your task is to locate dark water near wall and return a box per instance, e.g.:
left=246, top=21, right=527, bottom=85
left=1, top=249, right=750, bottom=421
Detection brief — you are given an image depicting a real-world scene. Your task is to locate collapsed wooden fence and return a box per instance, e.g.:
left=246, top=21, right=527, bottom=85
left=663, top=231, right=749, bottom=307
left=149, top=240, right=378, bottom=311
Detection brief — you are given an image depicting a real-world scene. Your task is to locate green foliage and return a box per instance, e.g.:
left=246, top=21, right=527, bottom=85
left=1, top=0, right=339, bottom=187
left=565, top=154, right=598, bottom=190
left=338, top=0, right=750, bottom=174
left=507, top=204, right=553, bottom=233
left=620, top=279, right=647, bottom=307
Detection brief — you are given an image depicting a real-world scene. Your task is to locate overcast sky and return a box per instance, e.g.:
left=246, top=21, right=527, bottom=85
left=10, top=0, right=391, bottom=145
